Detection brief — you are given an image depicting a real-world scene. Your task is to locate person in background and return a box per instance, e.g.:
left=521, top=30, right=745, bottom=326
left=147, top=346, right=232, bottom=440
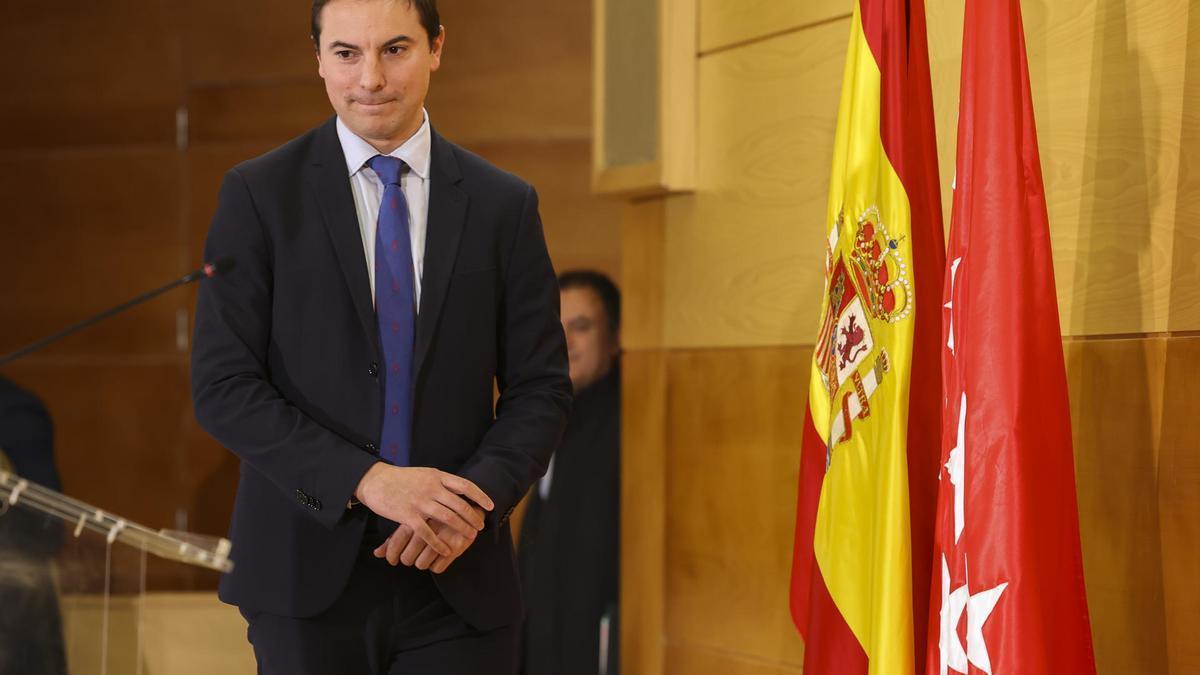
left=0, top=376, right=66, bottom=675
left=519, top=270, right=621, bottom=675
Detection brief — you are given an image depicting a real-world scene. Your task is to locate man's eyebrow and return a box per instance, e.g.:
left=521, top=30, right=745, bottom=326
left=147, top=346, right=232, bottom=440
left=382, top=35, right=415, bottom=48
left=327, top=36, right=412, bottom=52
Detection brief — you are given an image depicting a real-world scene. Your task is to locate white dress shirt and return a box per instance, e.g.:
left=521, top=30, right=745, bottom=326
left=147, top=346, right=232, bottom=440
left=335, top=112, right=431, bottom=311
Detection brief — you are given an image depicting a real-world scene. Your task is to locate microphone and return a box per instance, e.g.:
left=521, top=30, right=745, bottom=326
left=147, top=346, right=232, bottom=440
left=0, top=258, right=234, bottom=366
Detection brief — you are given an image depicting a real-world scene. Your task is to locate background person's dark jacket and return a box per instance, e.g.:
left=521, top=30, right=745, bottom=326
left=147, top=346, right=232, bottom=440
left=519, top=364, right=620, bottom=675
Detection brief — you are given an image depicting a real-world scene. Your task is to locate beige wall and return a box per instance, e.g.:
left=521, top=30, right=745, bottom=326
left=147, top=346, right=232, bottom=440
left=619, top=1, right=1200, bottom=673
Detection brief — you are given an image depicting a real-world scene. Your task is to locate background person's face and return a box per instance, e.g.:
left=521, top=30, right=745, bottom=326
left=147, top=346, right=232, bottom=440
left=316, top=0, right=443, bottom=153
left=560, top=287, right=619, bottom=393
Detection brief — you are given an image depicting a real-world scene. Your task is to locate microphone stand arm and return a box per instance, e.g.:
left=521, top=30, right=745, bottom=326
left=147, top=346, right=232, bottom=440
left=0, top=261, right=228, bottom=367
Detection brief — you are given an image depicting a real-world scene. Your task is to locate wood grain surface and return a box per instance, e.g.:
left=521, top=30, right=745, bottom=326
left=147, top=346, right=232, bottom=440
left=699, top=0, right=851, bottom=55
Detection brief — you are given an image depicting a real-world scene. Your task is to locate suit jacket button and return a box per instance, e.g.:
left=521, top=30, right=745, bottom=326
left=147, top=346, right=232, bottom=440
left=368, top=362, right=379, bottom=378
left=364, top=442, right=378, bottom=454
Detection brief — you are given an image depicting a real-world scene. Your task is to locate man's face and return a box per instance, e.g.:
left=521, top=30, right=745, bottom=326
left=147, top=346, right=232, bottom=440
left=316, top=0, right=443, bottom=153
left=560, top=287, right=619, bottom=393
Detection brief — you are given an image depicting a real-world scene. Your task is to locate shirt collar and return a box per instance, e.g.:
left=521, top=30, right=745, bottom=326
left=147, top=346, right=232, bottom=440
left=335, top=109, right=432, bottom=180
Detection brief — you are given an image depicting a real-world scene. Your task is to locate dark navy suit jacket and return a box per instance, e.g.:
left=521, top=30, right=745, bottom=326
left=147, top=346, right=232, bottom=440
left=190, top=117, right=571, bottom=630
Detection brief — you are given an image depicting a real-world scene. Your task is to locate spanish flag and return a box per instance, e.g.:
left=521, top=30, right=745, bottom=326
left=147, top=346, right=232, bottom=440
left=789, top=0, right=945, bottom=672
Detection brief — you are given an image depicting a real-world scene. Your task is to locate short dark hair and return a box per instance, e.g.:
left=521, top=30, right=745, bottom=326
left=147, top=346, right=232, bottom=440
left=311, top=0, right=441, bottom=51
left=559, top=270, right=621, bottom=335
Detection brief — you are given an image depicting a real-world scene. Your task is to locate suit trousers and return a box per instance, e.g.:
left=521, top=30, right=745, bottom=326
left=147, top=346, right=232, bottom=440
left=241, top=514, right=518, bottom=675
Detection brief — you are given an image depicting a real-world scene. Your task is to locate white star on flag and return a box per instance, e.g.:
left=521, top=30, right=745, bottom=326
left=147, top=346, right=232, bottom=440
left=944, top=394, right=966, bottom=543
left=945, top=257, right=962, bottom=354
left=939, top=555, right=1008, bottom=675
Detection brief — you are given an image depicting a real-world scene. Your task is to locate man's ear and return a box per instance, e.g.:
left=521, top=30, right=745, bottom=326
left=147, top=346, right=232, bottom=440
left=429, top=25, right=446, bottom=71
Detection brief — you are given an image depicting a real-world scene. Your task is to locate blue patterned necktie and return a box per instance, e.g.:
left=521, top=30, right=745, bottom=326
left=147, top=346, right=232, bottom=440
left=367, top=155, right=415, bottom=466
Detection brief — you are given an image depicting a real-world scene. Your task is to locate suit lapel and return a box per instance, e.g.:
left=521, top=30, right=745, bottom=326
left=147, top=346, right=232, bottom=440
left=415, top=129, right=467, bottom=381
left=307, top=118, right=381, bottom=355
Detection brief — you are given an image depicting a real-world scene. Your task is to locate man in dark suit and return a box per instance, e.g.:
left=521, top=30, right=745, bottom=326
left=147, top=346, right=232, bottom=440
left=189, top=0, right=571, bottom=672
left=518, top=271, right=621, bottom=675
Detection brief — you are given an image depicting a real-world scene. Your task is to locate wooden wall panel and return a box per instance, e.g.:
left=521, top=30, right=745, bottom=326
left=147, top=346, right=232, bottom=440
left=655, top=0, right=1200, bottom=350
left=0, top=150, right=185, bottom=357
left=1156, top=336, right=1200, bottom=673
left=665, top=644, right=802, bottom=675
left=663, top=347, right=807, bottom=668
left=660, top=20, right=847, bottom=348
left=926, top=0, right=1197, bottom=336
left=188, top=82, right=330, bottom=145
left=698, top=0, right=850, bottom=55
left=616, top=337, right=1197, bottom=674
left=1168, top=1, right=1200, bottom=332
left=1066, top=337, right=1170, bottom=674
left=621, top=350, right=669, bottom=675
left=1064, top=334, right=1200, bottom=673
left=186, top=0, right=315, bottom=83
left=0, top=1, right=183, bottom=150
left=428, top=0, right=593, bottom=143
left=622, top=200, right=668, bottom=350
left=465, top=139, right=622, bottom=281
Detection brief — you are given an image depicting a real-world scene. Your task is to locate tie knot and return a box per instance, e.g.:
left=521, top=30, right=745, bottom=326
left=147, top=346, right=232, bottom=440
left=367, top=155, right=406, bottom=186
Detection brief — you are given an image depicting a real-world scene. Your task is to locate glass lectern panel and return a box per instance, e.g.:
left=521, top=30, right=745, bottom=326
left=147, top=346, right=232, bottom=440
left=0, top=471, right=232, bottom=675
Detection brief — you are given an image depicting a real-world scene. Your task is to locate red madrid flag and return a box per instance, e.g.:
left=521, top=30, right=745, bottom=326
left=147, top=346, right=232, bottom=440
left=927, top=0, right=1097, bottom=673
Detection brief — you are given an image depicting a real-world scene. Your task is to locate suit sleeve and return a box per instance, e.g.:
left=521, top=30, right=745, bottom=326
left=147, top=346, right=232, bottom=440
left=190, top=169, right=378, bottom=530
left=457, top=185, right=572, bottom=535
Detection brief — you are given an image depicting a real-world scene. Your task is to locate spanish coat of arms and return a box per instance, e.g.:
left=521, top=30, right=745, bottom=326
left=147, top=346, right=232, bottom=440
left=814, top=206, right=912, bottom=468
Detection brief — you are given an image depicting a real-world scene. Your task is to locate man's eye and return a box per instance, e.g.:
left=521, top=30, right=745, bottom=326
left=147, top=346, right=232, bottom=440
left=335, top=50, right=353, bottom=59
left=386, top=46, right=406, bottom=55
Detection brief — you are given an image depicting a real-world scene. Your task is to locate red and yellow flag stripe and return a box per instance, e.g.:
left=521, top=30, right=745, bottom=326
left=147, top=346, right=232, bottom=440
left=790, top=0, right=944, bottom=672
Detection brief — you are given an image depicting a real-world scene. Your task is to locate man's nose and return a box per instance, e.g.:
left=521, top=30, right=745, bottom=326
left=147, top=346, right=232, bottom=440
left=359, top=54, right=385, bottom=91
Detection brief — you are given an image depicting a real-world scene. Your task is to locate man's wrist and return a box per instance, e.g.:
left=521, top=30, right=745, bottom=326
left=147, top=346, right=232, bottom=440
left=353, top=461, right=385, bottom=504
